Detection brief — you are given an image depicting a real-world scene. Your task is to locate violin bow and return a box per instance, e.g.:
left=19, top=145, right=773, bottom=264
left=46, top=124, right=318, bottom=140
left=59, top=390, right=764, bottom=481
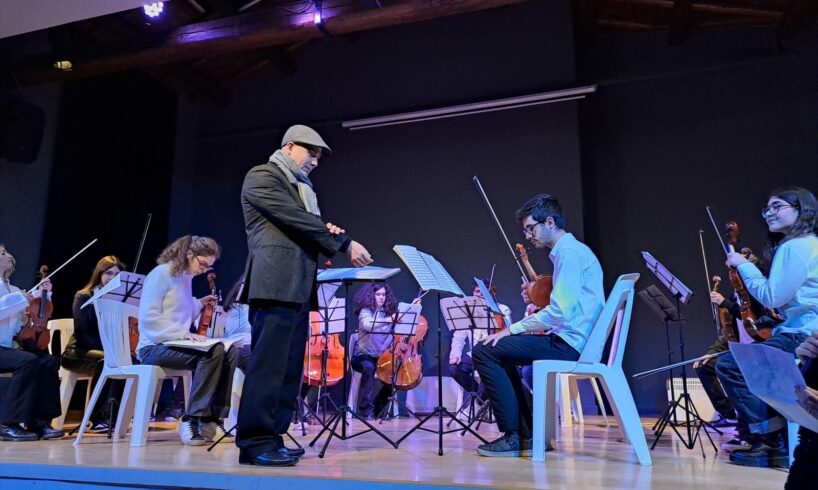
left=29, top=238, right=98, bottom=291
left=472, top=176, right=528, bottom=283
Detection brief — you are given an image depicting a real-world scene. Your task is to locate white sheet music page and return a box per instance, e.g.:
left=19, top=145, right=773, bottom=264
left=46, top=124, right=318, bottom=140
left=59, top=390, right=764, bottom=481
left=393, top=245, right=439, bottom=292
left=81, top=271, right=146, bottom=309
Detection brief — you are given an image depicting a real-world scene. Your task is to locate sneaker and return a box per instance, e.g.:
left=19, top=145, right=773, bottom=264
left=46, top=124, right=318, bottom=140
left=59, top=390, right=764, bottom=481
left=87, top=421, right=110, bottom=434
left=156, top=406, right=183, bottom=422
left=720, top=437, right=751, bottom=452
left=177, top=417, right=207, bottom=446
left=729, top=439, right=788, bottom=468
left=710, top=416, right=738, bottom=428
left=476, top=432, right=531, bottom=457
left=200, top=419, right=234, bottom=443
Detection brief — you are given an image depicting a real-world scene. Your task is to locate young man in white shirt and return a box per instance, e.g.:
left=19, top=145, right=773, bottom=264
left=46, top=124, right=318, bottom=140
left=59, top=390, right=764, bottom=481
left=472, top=194, right=605, bottom=457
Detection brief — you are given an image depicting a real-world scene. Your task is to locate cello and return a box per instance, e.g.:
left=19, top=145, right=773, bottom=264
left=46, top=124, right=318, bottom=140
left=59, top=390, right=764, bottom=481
left=18, top=265, right=52, bottom=351
left=375, top=305, right=428, bottom=390
left=303, top=260, right=345, bottom=387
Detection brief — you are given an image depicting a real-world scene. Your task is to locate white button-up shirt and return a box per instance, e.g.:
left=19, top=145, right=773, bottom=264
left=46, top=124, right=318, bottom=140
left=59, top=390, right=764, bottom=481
left=509, top=233, right=605, bottom=354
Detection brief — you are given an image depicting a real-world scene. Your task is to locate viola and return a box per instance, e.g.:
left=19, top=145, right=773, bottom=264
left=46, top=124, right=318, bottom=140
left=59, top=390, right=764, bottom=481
left=375, top=313, right=428, bottom=390
left=19, top=265, right=53, bottom=351
left=711, top=275, right=739, bottom=343
left=724, top=222, right=772, bottom=341
left=196, top=270, right=217, bottom=336
left=515, top=243, right=553, bottom=308
left=303, top=311, right=345, bottom=386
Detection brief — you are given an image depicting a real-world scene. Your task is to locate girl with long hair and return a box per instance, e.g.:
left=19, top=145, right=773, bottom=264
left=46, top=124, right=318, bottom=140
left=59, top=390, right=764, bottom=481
left=716, top=186, right=818, bottom=471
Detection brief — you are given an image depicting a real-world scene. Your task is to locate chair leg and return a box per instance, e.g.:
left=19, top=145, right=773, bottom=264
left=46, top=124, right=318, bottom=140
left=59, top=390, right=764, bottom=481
left=590, top=378, right=610, bottom=427
left=130, top=375, right=160, bottom=447
left=600, top=370, right=651, bottom=466
left=347, top=371, right=361, bottom=417
left=55, top=371, right=78, bottom=430
left=73, top=374, right=109, bottom=447
left=227, top=369, right=244, bottom=428
left=558, top=374, right=572, bottom=427
left=568, top=376, right=583, bottom=424
left=115, top=378, right=137, bottom=440
left=533, top=367, right=559, bottom=462
left=181, top=373, right=192, bottom=412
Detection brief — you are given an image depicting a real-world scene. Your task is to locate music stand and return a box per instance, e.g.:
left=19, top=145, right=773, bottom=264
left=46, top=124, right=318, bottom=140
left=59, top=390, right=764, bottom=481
left=440, top=294, right=499, bottom=432
left=639, top=252, right=718, bottom=457
left=304, top=287, right=345, bottom=427
left=392, top=245, right=489, bottom=455
left=376, top=301, right=423, bottom=422
left=308, top=266, right=401, bottom=458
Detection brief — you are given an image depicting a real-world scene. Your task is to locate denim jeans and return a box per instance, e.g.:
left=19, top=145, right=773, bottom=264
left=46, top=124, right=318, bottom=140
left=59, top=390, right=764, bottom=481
left=715, top=332, right=807, bottom=435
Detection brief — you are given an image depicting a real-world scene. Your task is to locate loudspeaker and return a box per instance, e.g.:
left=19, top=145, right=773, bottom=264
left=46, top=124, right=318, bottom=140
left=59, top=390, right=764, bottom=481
left=0, top=98, right=45, bottom=164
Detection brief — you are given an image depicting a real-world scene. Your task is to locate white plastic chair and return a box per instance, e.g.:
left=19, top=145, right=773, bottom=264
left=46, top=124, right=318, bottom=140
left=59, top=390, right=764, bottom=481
left=560, top=375, right=611, bottom=427
left=532, top=273, right=651, bottom=465
left=48, top=319, right=94, bottom=430
left=226, top=368, right=245, bottom=429
left=347, top=332, right=361, bottom=415
left=73, top=300, right=191, bottom=447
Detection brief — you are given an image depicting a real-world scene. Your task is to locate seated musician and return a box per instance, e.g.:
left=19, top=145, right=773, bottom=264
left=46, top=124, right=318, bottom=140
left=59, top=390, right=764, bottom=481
left=448, top=279, right=512, bottom=404
left=351, top=282, right=397, bottom=419
left=716, top=186, right=818, bottom=468
left=221, top=276, right=252, bottom=371
left=61, top=255, right=127, bottom=433
left=472, top=194, right=605, bottom=457
left=136, top=235, right=238, bottom=446
left=0, top=243, right=63, bottom=441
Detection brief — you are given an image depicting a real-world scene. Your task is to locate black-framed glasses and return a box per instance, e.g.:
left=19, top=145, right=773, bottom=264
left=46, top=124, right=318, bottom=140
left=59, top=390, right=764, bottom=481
left=195, top=257, right=214, bottom=269
left=761, top=203, right=797, bottom=218
left=522, top=222, right=543, bottom=236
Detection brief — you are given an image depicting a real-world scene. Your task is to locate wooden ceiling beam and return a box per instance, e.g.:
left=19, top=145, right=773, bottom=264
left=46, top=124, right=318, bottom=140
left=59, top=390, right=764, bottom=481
left=612, top=0, right=783, bottom=20
left=15, top=0, right=530, bottom=86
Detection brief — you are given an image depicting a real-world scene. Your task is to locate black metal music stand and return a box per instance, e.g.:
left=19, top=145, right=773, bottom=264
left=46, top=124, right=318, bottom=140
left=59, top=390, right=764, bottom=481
left=377, top=302, right=423, bottom=422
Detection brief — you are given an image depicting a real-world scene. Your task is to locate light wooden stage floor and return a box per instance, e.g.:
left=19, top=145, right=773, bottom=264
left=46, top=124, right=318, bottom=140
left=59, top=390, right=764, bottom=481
left=0, top=416, right=788, bottom=489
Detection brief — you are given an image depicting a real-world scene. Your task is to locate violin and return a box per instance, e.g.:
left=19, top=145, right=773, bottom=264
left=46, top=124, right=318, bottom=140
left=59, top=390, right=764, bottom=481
left=516, top=243, right=553, bottom=308
left=19, top=265, right=53, bottom=351
left=196, top=270, right=217, bottom=336
left=375, top=312, right=428, bottom=390
left=302, top=311, right=345, bottom=386
left=724, top=221, right=771, bottom=341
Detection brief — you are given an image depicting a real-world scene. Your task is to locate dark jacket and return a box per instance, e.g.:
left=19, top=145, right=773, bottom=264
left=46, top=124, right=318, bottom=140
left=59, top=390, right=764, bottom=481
left=240, top=161, right=349, bottom=306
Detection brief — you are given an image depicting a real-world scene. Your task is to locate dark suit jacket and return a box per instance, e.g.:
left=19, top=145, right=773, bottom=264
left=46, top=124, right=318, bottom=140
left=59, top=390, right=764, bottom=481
left=240, top=162, right=349, bottom=306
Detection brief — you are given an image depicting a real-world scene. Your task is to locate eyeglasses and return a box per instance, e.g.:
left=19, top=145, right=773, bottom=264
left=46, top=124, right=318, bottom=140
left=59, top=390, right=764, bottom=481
left=522, top=222, right=543, bottom=237
left=195, top=257, right=214, bottom=269
left=761, top=203, right=797, bottom=218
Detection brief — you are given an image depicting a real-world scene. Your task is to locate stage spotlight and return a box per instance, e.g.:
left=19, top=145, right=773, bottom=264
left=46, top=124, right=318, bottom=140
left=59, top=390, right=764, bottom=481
left=52, top=60, right=73, bottom=71
left=143, top=2, right=165, bottom=18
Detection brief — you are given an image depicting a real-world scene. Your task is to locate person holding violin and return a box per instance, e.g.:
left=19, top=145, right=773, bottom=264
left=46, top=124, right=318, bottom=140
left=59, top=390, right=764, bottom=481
left=715, top=186, right=818, bottom=468
left=61, top=255, right=127, bottom=433
left=472, top=194, right=605, bottom=457
left=0, top=244, right=63, bottom=441
left=136, top=235, right=238, bottom=447
left=352, top=282, right=399, bottom=419
left=448, top=279, right=512, bottom=404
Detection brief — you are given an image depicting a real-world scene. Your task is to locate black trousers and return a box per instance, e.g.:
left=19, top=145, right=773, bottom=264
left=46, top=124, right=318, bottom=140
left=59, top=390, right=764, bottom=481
left=786, top=428, right=818, bottom=489
left=0, top=346, right=61, bottom=425
left=694, top=352, right=736, bottom=419
left=350, top=353, right=390, bottom=416
left=449, top=354, right=483, bottom=395
left=236, top=300, right=309, bottom=458
left=472, top=334, right=579, bottom=438
left=61, top=348, right=125, bottom=424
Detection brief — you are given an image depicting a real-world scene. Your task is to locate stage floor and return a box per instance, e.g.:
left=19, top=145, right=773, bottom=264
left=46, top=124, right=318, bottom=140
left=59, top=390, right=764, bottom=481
left=0, top=415, right=788, bottom=489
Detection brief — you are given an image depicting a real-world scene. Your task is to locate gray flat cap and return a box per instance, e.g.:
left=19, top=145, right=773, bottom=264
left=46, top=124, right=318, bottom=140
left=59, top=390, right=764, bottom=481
left=281, top=124, right=332, bottom=154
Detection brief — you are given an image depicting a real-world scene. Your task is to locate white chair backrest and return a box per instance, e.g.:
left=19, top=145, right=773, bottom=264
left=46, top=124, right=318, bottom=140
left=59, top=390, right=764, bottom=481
left=94, top=299, right=138, bottom=369
left=47, top=318, right=74, bottom=355
left=578, top=273, right=639, bottom=366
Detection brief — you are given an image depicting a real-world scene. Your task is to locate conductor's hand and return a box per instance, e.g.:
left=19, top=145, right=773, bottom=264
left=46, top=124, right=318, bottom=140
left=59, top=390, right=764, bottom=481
left=326, top=222, right=346, bottom=235
left=199, top=295, right=218, bottom=307
left=482, top=328, right=512, bottom=347
left=796, top=330, right=818, bottom=363
left=726, top=252, right=748, bottom=268
left=184, top=332, right=208, bottom=342
left=710, top=291, right=725, bottom=305
left=347, top=240, right=373, bottom=267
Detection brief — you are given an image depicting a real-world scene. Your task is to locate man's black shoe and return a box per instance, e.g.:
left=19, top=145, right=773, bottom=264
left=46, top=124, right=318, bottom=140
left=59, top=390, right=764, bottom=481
left=476, top=432, right=531, bottom=457
left=729, top=439, right=788, bottom=468
left=280, top=446, right=306, bottom=458
left=239, top=449, right=299, bottom=467
left=0, top=424, right=38, bottom=442
left=28, top=422, right=64, bottom=440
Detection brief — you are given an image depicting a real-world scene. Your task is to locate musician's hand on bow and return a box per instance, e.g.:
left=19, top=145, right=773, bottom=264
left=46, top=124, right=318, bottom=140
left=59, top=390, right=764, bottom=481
left=795, top=385, right=818, bottom=419
left=693, top=359, right=709, bottom=369
left=482, top=327, right=512, bottom=347
left=326, top=222, right=345, bottom=235
left=450, top=356, right=461, bottom=365
left=184, top=332, right=208, bottom=342
left=726, top=252, right=748, bottom=268
left=796, top=331, right=818, bottom=363
left=199, top=295, right=218, bottom=307
left=347, top=240, right=373, bottom=267
left=22, top=291, right=34, bottom=304
left=709, top=291, right=725, bottom=305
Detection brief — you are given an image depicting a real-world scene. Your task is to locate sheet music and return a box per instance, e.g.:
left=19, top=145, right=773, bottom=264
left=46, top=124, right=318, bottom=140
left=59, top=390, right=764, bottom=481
left=163, top=337, right=240, bottom=353
left=393, top=245, right=465, bottom=297
left=392, top=302, right=423, bottom=336
left=473, top=277, right=501, bottom=314
left=311, top=297, right=346, bottom=335
left=81, top=272, right=146, bottom=309
left=730, top=342, right=818, bottom=432
left=316, top=266, right=401, bottom=283
left=316, top=282, right=341, bottom=309
left=641, top=251, right=693, bottom=304
left=439, top=296, right=500, bottom=332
